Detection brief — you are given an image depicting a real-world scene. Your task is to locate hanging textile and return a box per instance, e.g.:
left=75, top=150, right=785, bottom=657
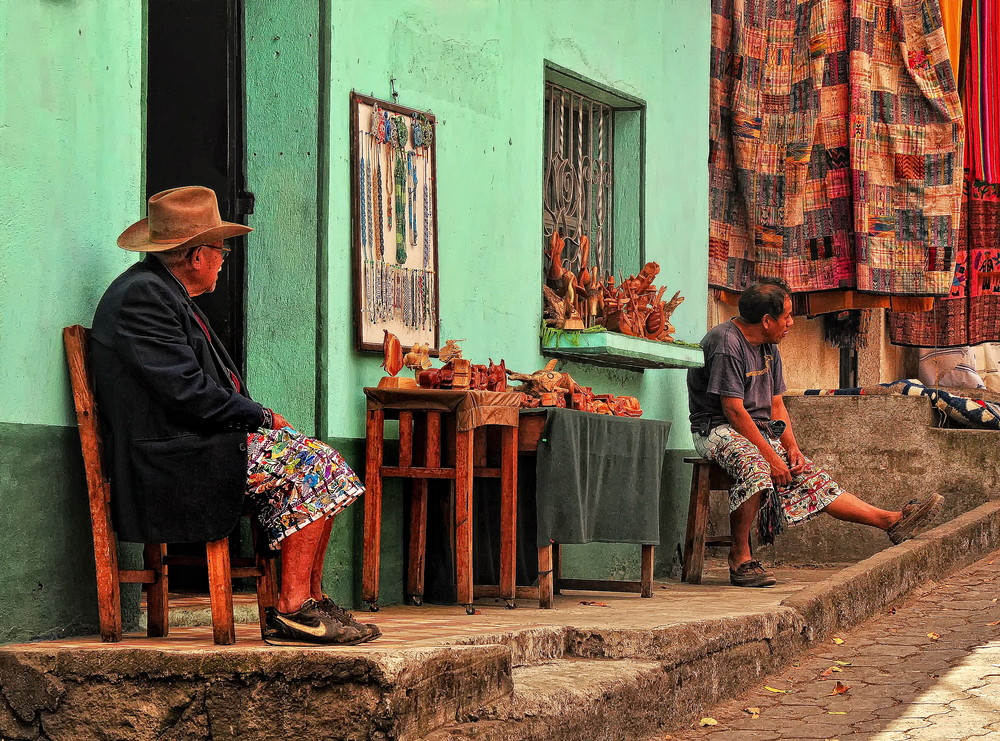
left=938, top=0, right=968, bottom=82
left=964, top=0, right=1000, bottom=181
left=889, top=0, right=1000, bottom=347
left=709, top=0, right=965, bottom=297
left=890, top=180, right=1000, bottom=346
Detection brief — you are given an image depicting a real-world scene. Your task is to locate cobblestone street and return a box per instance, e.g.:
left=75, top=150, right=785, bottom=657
left=670, top=551, right=1000, bottom=741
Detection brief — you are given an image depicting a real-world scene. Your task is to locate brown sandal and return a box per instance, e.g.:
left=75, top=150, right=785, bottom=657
left=887, top=493, right=944, bottom=545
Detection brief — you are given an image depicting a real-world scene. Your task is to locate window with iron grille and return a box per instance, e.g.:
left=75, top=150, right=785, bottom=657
left=542, top=68, right=644, bottom=328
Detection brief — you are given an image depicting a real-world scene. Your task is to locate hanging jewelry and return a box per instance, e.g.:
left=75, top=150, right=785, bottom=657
left=393, top=115, right=408, bottom=264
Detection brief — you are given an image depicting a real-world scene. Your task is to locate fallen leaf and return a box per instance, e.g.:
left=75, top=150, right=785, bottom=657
left=821, top=666, right=844, bottom=677
left=834, top=661, right=852, bottom=666
left=743, top=707, right=761, bottom=719
left=986, top=621, right=1000, bottom=626
left=830, top=681, right=851, bottom=695
left=927, top=632, right=941, bottom=641
left=989, top=560, right=995, bottom=565
left=832, top=637, right=845, bottom=645
left=993, top=598, right=998, bottom=603
left=699, top=717, right=718, bottom=727
left=764, top=686, right=788, bottom=693
left=578, top=601, right=608, bottom=607
left=827, top=711, right=847, bottom=715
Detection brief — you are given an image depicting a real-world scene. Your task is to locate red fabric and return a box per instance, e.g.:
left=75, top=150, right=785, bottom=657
left=192, top=311, right=241, bottom=392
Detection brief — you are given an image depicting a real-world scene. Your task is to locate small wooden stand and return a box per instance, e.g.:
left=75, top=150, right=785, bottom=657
left=377, top=375, right=418, bottom=389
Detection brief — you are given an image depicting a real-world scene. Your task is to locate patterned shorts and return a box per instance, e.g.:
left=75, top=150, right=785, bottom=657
left=246, top=427, right=365, bottom=549
left=693, top=424, right=842, bottom=529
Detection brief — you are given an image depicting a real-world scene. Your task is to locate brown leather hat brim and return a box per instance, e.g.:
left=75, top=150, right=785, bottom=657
left=117, top=219, right=253, bottom=253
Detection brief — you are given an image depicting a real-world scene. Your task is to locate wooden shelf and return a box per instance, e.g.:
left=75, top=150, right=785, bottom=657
left=541, top=331, right=704, bottom=371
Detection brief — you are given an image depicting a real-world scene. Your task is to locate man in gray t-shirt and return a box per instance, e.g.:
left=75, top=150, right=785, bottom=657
left=687, top=279, right=943, bottom=588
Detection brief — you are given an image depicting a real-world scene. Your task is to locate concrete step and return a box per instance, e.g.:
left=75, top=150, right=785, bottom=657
left=424, top=656, right=677, bottom=741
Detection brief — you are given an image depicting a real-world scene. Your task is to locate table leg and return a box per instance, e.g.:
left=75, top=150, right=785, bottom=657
left=407, top=412, right=435, bottom=606
left=362, top=407, right=385, bottom=611
left=640, top=544, right=655, bottom=598
left=500, top=425, right=518, bottom=608
left=455, top=427, right=475, bottom=614
left=538, top=545, right=554, bottom=609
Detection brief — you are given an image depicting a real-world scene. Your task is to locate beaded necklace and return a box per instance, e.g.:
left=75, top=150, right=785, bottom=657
left=393, top=115, right=408, bottom=264
left=408, top=153, right=418, bottom=246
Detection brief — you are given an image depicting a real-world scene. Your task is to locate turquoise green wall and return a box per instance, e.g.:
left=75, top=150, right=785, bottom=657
left=320, top=0, right=710, bottom=584
left=0, top=1, right=144, bottom=642
left=324, top=0, right=710, bottom=439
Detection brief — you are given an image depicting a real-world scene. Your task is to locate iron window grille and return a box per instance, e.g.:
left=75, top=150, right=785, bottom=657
left=543, top=81, right=615, bottom=279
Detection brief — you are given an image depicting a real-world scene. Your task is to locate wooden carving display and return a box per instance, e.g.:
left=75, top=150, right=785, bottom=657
left=504, top=359, right=643, bottom=417
left=543, top=233, right=685, bottom=342
left=378, top=330, right=417, bottom=388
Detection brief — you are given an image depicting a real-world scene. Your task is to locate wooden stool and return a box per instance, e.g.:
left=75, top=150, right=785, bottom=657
left=64, top=325, right=278, bottom=645
left=362, top=400, right=519, bottom=615
left=681, top=457, right=735, bottom=584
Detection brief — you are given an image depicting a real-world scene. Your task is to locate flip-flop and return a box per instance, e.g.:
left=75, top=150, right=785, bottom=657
left=887, top=493, right=944, bottom=545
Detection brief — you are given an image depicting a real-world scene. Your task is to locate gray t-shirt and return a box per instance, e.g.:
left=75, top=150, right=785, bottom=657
left=687, top=319, right=786, bottom=432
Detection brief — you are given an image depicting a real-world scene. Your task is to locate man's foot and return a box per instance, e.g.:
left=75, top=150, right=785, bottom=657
left=317, top=594, right=381, bottom=642
left=887, top=493, right=944, bottom=545
left=729, top=559, right=777, bottom=588
left=263, top=599, right=368, bottom=646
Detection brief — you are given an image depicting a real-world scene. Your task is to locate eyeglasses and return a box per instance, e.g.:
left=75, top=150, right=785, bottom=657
left=194, top=244, right=232, bottom=260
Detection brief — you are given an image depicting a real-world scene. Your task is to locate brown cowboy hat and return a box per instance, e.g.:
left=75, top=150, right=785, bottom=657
left=117, top=186, right=252, bottom=252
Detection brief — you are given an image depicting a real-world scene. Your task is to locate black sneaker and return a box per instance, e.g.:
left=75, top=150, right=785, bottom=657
left=730, top=560, right=777, bottom=588
left=317, top=594, right=382, bottom=642
left=263, top=599, right=368, bottom=646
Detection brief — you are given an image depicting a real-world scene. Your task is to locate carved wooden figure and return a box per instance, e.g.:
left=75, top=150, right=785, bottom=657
left=378, top=331, right=417, bottom=388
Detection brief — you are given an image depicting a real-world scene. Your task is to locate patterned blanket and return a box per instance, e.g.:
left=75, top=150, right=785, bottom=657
left=710, top=0, right=964, bottom=296
left=789, top=379, right=1000, bottom=429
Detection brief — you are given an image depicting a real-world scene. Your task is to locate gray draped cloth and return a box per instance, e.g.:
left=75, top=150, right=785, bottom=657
left=534, top=408, right=670, bottom=547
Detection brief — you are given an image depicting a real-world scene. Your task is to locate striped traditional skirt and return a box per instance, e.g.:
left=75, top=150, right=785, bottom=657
left=246, top=427, right=365, bottom=549
left=693, top=423, right=842, bottom=544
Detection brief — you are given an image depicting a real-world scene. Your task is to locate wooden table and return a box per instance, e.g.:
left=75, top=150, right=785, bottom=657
left=361, top=388, right=522, bottom=614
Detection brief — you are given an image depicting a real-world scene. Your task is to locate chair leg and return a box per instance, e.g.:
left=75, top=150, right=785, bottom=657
left=640, top=544, right=655, bottom=598
left=144, top=543, right=169, bottom=637
left=682, top=463, right=711, bottom=584
left=206, top=538, right=236, bottom=645
left=250, top=524, right=278, bottom=640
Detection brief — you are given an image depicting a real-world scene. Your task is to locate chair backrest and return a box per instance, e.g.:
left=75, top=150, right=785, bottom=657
left=63, top=325, right=111, bottom=501
left=64, top=324, right=123, bottom=639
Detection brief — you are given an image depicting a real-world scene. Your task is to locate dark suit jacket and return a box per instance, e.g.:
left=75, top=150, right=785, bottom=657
left=90, top=257, right=265, bottom=543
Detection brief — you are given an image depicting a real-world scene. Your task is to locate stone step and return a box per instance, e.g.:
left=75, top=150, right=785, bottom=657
left=423, top=656, right=677, bottom=741
left=443, top=626, right=567, bottom=668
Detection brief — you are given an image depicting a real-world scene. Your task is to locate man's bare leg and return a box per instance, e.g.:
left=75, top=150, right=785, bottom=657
left=276, top=517, right=328, bottom=613
left=729, top=490, right=762, bottom=570
left=310, top=515, right=335, bottom=601
left=823, top=492, right=901, bottom=531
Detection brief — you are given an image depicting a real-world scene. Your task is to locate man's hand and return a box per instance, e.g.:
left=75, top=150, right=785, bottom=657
left=787, top=445, right=807, bottom=475
left=271, top=412, right=293, bottom=430
left=767, top=454, right=792, bottom=486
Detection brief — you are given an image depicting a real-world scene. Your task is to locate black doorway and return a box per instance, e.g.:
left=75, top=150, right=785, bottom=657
left=146, top=0, right=252, bottom=370
left=146, top=0, right=254, bottom=591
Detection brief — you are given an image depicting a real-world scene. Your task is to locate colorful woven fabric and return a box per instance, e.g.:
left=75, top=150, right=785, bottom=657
left=889, top=179, right=1000, bottom=345
left=884, top=378, right=1000, bottom=429
left=246, top=427, right=365, bottom=549
left=965, top=0, right=1000, bottom=181
left=709, top=0, right=964, bottom=296
left=693, top=423, right=843, bottom=545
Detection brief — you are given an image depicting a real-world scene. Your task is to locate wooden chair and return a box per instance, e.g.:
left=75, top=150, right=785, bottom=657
left=64, top=325, right=278, bottom=644
left=681, top=457, right=735, bottom=584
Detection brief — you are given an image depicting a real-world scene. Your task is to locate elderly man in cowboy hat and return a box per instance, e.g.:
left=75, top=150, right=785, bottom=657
left=91, top=186, right=379, bottom=645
